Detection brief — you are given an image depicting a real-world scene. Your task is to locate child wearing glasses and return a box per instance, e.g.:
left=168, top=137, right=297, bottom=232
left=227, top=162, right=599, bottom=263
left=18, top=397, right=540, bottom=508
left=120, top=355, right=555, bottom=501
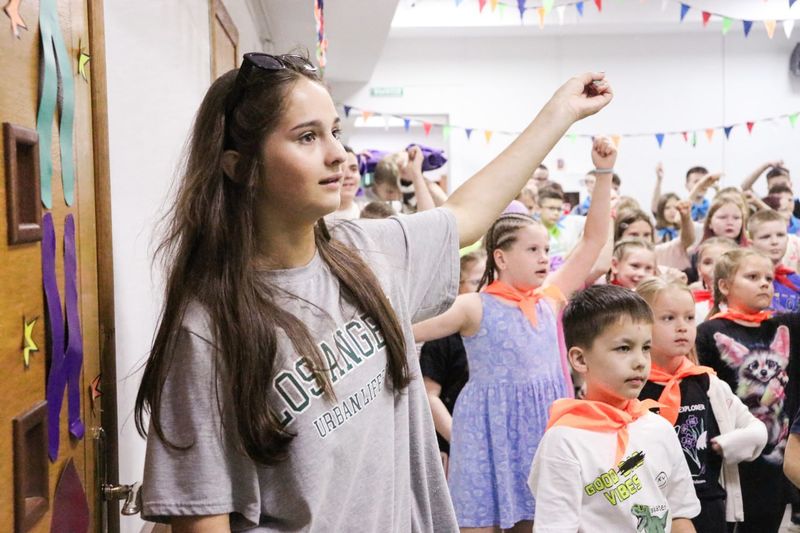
left=135, top=52, right=614, bottom=531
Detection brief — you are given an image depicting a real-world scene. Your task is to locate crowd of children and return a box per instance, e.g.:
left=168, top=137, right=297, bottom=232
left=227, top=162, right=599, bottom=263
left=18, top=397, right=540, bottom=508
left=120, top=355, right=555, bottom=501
left=134, top=51, right=800, bottom=533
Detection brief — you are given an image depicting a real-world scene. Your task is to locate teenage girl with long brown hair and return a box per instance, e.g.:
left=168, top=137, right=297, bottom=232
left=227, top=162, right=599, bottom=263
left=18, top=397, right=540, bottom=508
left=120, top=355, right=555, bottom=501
left=134, top=52, right=613, bottom=531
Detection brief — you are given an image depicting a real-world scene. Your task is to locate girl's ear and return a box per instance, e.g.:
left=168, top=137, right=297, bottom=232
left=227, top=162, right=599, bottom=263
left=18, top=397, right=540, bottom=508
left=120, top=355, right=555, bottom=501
left=717, top=276, right=730, bottom=297
left=494, top=249, right=507, bottom=271
left=610, top=256, right=619, bottom=276
left=222, top=150, right=241, bottom=182
left=568, top=347, right=588, bottom=375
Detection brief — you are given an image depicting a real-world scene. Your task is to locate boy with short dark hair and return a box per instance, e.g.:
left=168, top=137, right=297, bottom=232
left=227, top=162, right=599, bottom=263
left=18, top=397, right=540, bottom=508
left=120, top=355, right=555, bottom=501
left=528, top=285, right=700, bottom=532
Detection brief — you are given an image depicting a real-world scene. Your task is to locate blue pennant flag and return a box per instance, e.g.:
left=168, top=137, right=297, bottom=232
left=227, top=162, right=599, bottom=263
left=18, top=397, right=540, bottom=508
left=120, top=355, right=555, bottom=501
left=576, top=1, right=584, bottom=16
left=344, top=105, right=352, bottom=118
left=655, top=133, right=665, bottom=148
left=455, top=0, right=462, bottom=6
left=517, top=0, right=526, bottom=19
left=465, top=128, right=473, bottom=139
left=723, top=126, right=733, bottom=139
left=403, top=118, right=411, bottom=132
left=680, top=3, right=690, bottom=21
left=791, top=0, right=797, bottom=7
left=743, top=20, right=753, bottom=37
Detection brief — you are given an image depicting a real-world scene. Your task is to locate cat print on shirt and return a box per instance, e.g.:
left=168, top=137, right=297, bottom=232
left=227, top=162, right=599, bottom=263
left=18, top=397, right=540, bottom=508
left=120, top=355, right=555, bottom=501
left=713, top=326, right=790, bottom=464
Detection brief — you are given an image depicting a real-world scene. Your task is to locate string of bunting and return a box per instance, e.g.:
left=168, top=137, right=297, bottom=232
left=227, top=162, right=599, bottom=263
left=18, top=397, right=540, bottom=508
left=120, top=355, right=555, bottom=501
left=447, top=0, right=798, bottom=38
left=342, top=104, right=800, bottom=148
left=314, top=0, right=328, bottom=73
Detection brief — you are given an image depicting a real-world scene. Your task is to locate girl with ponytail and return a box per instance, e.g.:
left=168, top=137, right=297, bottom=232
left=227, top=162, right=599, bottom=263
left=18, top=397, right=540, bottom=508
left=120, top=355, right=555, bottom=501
left=136, top=52, right=613, bottom=530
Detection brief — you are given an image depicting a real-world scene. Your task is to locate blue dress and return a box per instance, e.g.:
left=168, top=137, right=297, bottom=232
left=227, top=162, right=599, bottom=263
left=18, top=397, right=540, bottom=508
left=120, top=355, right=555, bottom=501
left=448, top=293, right=569, bottom=528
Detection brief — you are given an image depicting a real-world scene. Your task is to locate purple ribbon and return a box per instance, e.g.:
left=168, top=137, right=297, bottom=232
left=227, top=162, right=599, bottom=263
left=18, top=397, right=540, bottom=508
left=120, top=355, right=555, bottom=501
left=43, top=213, right=84, bottom=462
left=64, top=215, right=84, bottom=440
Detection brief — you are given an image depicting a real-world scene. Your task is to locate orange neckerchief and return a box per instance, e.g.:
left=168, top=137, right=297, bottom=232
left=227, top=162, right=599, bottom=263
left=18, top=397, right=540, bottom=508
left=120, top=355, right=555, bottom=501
left=482, top=281, right=563, bottom=328
left=775, top=264, right=800, bottom=293
left=648, top=358, right=716, bottom=425
left=708, top=307, right=773, bottom=324
left=692, top=289, right=712, bottom=304
left=547, top=398, right=661, bottom=466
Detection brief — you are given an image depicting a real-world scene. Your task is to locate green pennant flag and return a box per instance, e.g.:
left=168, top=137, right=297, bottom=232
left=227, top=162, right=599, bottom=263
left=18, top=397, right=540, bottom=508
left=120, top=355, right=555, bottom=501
left=790, top=113, right=799, bottom=128
left=543, top=0, right=555, bottom=14
left=567, top=133, right=577, bottom=142
left=691, top=131, right=697, bottom=147
left=443, top=125, right=452, bottom=140
left=722, top=17, right=732, bottom=35
left=498, top=3, right=506, bottom=16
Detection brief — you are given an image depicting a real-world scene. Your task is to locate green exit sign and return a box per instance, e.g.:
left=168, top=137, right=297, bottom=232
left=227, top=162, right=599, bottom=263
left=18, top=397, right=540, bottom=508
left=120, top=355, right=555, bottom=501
left=370, top=86, right=404, bottom=97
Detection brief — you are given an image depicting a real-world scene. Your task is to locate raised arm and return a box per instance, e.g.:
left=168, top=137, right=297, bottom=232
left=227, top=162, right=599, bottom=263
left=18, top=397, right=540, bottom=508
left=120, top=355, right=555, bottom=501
left=443, top=73, right=613, bottom=247
left=547, top=137, right=616, bottom=299
left=651, top=162, right=664, bottom=215
left=412, top=293, right=482, bottom=342
left=676, top=199, right=695, bottom=252
left=741, top=160, right=782, bottom=192
left=688, top=172, right=721, bottom=204
left=403, top=146, right=436, bottom=212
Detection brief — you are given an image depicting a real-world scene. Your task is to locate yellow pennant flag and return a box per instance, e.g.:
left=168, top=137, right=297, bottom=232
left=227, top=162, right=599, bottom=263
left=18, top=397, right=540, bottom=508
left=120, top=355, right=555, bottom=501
left=537, top=7, right=545, bottom=28
left=484, top=130, right=493, bottom=143
left=764, top=20, right=776, bottom=39
left=490, top=0, right=498, bottom=12
left=705, top=128, right=714, bottom=142
left=611, top=134, right=621, bottom=148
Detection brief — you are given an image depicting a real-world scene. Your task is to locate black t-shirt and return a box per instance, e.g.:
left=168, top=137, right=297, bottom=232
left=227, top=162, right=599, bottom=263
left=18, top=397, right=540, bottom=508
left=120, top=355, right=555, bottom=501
left=640, top=374, right=725, bottom=501
left=794, top=197, right=800, bottom=219
left=419, top=333, right=469, bottom=454
left=696, top=314, right=800, bottom=508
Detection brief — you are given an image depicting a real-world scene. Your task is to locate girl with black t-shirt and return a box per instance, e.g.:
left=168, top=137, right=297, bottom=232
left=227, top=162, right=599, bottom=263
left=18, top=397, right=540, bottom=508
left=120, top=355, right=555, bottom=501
left=637, top=278, right=767, bottom=532
left=696, top=248, right=800, bottom=533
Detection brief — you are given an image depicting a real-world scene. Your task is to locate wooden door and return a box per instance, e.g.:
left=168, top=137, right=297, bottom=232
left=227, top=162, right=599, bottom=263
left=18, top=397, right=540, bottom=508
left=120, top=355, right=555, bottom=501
left=210, top=0, right=238, bottom=81
left=0, top=0, right=116, bottom=531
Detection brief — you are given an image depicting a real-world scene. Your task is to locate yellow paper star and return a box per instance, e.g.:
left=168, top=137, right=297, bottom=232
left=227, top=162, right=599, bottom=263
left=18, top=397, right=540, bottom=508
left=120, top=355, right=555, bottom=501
left=22, top=317, right=38, bottom=368
left=78, top=51, right=90, bottom=81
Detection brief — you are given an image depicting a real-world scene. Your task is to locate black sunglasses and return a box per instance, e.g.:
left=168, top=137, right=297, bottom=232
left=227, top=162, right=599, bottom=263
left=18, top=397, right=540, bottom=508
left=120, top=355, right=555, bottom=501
left=224, top=53, right=318, bottom=145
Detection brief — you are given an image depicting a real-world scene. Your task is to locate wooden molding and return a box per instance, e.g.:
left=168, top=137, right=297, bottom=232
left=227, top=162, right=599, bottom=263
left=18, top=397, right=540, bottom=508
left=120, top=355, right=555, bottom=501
left=13, top=401, right=48, bottom=533
left=3, top=123, right=42, bottom=245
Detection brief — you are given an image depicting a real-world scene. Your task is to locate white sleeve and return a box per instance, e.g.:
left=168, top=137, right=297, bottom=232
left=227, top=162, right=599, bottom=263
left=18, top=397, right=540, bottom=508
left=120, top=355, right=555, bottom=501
left=711, top=378, right=768, bottom=464
left=529, top=431, right=582, bottom=533
left=662, top=427, right=702, bottom=520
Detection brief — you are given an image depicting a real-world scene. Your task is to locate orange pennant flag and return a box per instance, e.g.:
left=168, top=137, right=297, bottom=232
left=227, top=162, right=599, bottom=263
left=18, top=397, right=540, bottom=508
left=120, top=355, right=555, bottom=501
left=764, top=20, right=776, bottom=39
left=705, top=128, right=714, bottom=142
left=484, top=130, right=493, bottom=143
left=361, top=111, right=373, bottom=122
left=611, top=134, right=621, bottom=148
left=490, top=0, right=498, bottom=11
left=537, top=7, right=545, bottom=28
left=422, top=122, right=432, bottom=136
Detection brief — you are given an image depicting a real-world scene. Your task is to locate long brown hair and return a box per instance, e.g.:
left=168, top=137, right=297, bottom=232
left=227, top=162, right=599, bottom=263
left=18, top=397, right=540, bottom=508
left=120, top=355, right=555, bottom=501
left=702, top=196, right=748, bottom=245
left=614, top=209, right=655, bottom=243
left=135, top=56, right=408, bottom=465
left=636, top=277, right=698, bottom=363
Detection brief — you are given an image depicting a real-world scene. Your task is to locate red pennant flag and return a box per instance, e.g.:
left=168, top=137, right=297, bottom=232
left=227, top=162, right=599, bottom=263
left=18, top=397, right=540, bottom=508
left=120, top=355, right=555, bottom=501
left=423, top=122, right=432, bottom=136
left=746, top=121, right=755, bottom=134
left=682, top=131, right=688, bottom=142
left=702, top=11, right=711, bottom=26
left=594, top=0, right=602, bottom=11
left=479, top=0, right=487, bottom=12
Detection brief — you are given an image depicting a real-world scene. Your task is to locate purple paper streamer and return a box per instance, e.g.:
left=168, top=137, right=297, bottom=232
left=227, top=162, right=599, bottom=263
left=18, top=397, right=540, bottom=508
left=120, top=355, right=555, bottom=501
left=64, top=215, right=84, bottom=440
left=43, top=213, right=66, bottom=461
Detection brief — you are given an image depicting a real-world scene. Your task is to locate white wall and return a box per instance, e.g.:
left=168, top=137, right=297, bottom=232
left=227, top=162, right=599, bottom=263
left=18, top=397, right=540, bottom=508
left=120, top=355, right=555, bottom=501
left=338, top=30, right=800, bottom=205
left=104, top=1, right=264, bottom=531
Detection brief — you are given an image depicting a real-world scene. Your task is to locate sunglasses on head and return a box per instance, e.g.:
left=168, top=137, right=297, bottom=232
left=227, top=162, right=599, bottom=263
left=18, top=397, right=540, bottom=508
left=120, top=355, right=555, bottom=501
left=224, top=53, right=318, bottom=145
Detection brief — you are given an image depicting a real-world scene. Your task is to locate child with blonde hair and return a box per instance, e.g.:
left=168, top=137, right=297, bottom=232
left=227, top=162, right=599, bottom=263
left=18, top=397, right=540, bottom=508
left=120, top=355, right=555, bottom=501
left=697, top=249, right=800, bottom=532
left=637, top=278, right=766, bottom=531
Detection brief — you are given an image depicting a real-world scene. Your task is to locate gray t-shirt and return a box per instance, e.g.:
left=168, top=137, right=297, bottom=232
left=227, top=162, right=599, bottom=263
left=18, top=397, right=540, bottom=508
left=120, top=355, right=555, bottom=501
left=141, top=208, right=460, bottom=532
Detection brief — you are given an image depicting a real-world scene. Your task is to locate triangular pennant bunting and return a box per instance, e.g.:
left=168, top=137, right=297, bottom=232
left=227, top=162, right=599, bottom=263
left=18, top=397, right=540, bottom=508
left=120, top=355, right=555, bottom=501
left=537, top=7, right=546, bottom=27
left=691, top=131, right=697, bottom=147
left=484, top=130, right=493, bottom=143
left=517, top=0, right=526, bottom=20
left=722, top=17, right=732, bottom=34
left=594, top=0, right=602, bottom=12
left=576, top=1, right=584, bottom=16
left=655, top=133, right=665, bottom=148
left=567, top=133, right=577, bottom=142
left=543, top=0, right=554, bottom=15
left=702, top=11, right=711, bottom=26
left=723, top=126, right=733, bottom=138
left=455, top=0, right=462, bottom=6
left=784, top=20, right=795, bottom=39
left=479, top=0, right=487, bottom=13
left=403, top=118, right=411, bottom=132
left=344, top=105, right=352, bottom=118
left=743, top=20, right=753, bottom=37
left=465, top=128, right=473, bottom=139
left=680, top=3, right=690, bottom=22
left=443, top=125, right=452, bottom=140
left=361, top=110, right=373, bottom=122
left=746, top=121, right=755, bottom=133
left=682, top=131, right=689, bottom=142
left=423, top=122, right=432, bottom=136
left=490, top=0, right=498, bottom=12
left=611, top=134, right=621, bottom=148
left=705, top=128, right=714, bottom=142
left=790, top=113, right=799, bottom=128
left=764, top=20, right=776, bottom=39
